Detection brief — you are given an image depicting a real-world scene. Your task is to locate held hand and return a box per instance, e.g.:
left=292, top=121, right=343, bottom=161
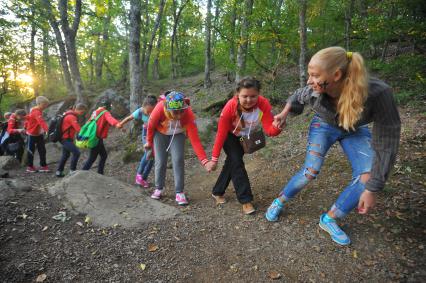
left=273, top=114, right=287, bottom=129
left=144, top=143, right=151, bottom=150
left=358, top=190, right=377, bottom=214
left=204, top=161, right=217, bottom=173
left=116, top=123, right=123, bottom=129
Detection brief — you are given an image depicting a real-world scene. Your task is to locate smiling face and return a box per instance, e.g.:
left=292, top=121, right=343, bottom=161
left=307, top=58, right=343, bottom=98
left=237, top=87, right=259, bottom=110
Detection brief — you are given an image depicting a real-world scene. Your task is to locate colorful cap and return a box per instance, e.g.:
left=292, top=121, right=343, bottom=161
left=165, top=91, right=188, bottom=110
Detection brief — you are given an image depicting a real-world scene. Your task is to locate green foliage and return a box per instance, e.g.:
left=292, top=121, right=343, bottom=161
left=368, top=54, right=426, bottom=105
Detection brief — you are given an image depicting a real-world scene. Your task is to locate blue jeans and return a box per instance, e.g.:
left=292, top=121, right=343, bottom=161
left=280, top=115, right=373, bottom=218
left=137, top=130, right=153, bottom=179
left=57, top=139, right=81, bottom=172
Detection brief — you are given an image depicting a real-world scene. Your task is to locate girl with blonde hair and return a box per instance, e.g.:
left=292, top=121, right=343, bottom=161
left=265, top=46, right=401, bottom=245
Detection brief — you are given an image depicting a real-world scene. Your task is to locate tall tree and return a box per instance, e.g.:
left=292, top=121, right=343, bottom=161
left=204, top=0, right=212, bottom=88
left=58, top=0, right=85, bottom=103
left=236, top=0, right=254, bottom=82
left=171, top=0, right=189, bottom=79
left=42, top=0, right=73, bottom=94
left=129, top=0, right=142, bottom=112
left=94, top=1, right=113, bottom=83
left=298, top=0, right=307, bottom=87
left=29, top=2, right=38, bottom=96
left=344, top=0, right=355, bottom=51
left=152, top=16, right=164, bottom=80
left=142, top=0, right=166, bottom=81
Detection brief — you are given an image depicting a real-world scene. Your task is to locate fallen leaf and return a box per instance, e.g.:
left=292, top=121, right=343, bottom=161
left=84, top=216, right=91, bottom=224
left=140, top=263, right=146, bottom=270
left=353, top=250, right=358, bottom=258
left=268, top=271, right=281, bottom=280
left=21, top=213, right=28, bottom=219
left=36, top=273, right=47, bottom=282
left=42, top=226, right=48, bottom=232
left=148, top=244, right=159, bottom=252
left=76, top=222, right=83, bottom=227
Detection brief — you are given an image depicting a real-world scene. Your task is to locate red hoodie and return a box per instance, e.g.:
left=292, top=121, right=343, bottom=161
left=89, top=107, right=119, bottom=139
left=7, top=113, right=25, bottom=134
left=61, top=110, right=80, bottom=140
left=25, top=107, right=48, bottom=136
left=211, top=95, right=281, bottom=161
left=146, top=100, right=208, bottom=165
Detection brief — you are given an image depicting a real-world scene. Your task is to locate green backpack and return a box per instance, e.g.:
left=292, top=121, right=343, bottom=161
left=75, top=110, right=106, bottom=149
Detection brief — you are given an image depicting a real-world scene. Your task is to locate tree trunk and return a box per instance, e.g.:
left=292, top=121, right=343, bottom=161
left=211, top=0, right=220, bottom=69
left=298, top=0, right=307, bottom=87
left=152, top=19, right=164, bottom=80
left=142, top=0, right=166, bottom=81
left=344, top=0, right=354, bottom=51
left=140, top=0, right=150, bottom=76
left=42, top=27, right=50, bottom=81
left=95, top=13, right=111, bottom=83
left=236, top=0, right=254, bottom=83
left=89, top=50, right=94, bottom=84
left=30, top=7, right=38, bottom=97
left=58, top=0, right=85, bottom=103
left=171, top=0, right=189, bottom=79
left=204, top=0, right=212, bottom=88
left=42, top=0, right=73, bottom=94
left=129, top=0, right=143, bottom=112
left=227, top=0, right=237, bottom=82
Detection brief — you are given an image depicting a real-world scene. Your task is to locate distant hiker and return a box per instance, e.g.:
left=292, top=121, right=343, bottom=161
left=81, top=99, right=122, bottom=175
left=25, top=96, right=50, bottom=173
left=3, top=109, right=26, bottom=161
left=55, top=103, right=88, bottom=177
left=206, top=77, right=281, bottom=215
left=0, top=112, right=12, bottom=156
left=145, top=91, right=212, bottom=205
left=265, top=46, right=401, bottom=246
left=119, top=95, right=157, bottom=187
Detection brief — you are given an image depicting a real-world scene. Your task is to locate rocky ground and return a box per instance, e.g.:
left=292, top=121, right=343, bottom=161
left=0, top=74, right=425, bottom=282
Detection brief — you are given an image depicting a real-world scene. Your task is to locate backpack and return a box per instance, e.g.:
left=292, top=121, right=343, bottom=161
left=75, top=110, right=106, bottom=149
left=48, top=112, right=76, bottom=143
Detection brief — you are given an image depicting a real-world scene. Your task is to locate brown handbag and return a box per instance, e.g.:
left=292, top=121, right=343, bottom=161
left=235, top=102, right=266, bottom=154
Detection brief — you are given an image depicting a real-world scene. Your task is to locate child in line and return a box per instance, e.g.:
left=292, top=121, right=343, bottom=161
left=55, top=103, right=88, bottom=177
left=206, top=77, right=281, bottom=214
left=4, top=109, right=26, bottom=161
left=119, top=95, right=157, bottom=187
left=25, top=96, right=50, bottom=173
left=82, top=99, right=122, bottom=175
left=145, top=91, right=213, bottom=205
left=0, top=112, right=12, bottom=156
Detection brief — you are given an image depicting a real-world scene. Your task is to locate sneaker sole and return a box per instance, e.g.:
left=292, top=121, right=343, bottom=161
left=26, top=170, right=37, bottom=173
left=243, top=209, right=256, bottom=215
left=177, top=202, right=189, bottom=206
left=151, top=195, right=161, bottom=200
left=319, top=222, right=351, bottom=246
left=265, top=212, right=278, bottom=222
left=211, top=194, right=226, bottom=204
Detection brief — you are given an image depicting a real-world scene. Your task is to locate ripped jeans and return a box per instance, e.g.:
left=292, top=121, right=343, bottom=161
left=280, top=115, right=373, bottom=218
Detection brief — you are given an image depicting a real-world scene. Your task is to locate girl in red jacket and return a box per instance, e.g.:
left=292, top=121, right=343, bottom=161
left=4, top=109, right=26, bottom=161
left=145, top=91, right=212, bottom=205
left=207, top=77, right=281, bottom=214
left=82, top=99, right=122, bottom=175
left=25, top=96, right=50, bottom=173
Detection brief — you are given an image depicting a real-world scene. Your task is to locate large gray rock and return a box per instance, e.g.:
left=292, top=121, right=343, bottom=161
left=34, top=142, right=63, bottom=166
left=91, top=89, right=129, bottom=118
left=0, top=156, right=20, bottom=170
left=48, top=171, right=179, bottom=228
left=0, top=179, right=33, bottom=202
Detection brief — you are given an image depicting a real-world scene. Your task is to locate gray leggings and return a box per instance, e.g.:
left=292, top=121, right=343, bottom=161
left=154, top=132, right=185, bottom=193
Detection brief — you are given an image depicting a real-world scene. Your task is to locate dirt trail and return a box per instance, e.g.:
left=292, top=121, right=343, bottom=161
left=0, top=95, right=425, bottom=282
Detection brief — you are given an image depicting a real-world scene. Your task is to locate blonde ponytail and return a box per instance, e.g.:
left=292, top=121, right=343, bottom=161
left=312, top=47, right=368, bottom=131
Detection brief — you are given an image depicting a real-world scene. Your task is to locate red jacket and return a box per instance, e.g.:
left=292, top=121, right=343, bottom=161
left=147, top=100, right=208, bottom=165
left=61, top=110, right=80, bottom=140
left=25, top=107, right=48, bottom=136
left=89, top=107, right=119, bottom=139
left=7, top=114, right=25, bottom=134
left=211, top=95, right=281, bottom=161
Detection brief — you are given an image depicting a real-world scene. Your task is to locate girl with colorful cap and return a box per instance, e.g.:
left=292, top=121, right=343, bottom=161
left=145, top=91, right=213, bottom=205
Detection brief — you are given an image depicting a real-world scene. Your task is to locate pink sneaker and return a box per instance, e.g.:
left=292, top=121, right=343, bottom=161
left=26, top=166, right=37, bottom=173
left=175, top=192, right=189, bottom=205
left=38, top=166, right=51, bottom=173
left=140, top=179, right=149, bottom=188
left=135, top=174, right=143, bottom=185
left=151, top=189, right=163, bottom=200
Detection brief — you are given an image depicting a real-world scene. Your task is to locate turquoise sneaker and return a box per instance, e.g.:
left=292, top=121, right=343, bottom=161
left=265, top=198, right=284, bottom=222
left=319, top=213, right=351, bottom=246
